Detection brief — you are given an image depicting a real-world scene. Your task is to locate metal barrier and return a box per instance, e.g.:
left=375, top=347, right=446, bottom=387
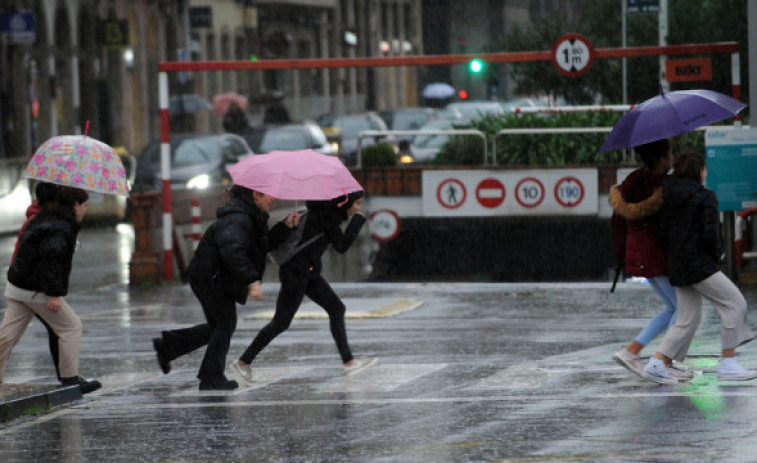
left=492, top=127, right=614, bottom=166
left=356, top=129, right=488, bottom=168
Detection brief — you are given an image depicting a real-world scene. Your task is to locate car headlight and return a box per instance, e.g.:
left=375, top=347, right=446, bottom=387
left=186, top=174, right=211, bottom=189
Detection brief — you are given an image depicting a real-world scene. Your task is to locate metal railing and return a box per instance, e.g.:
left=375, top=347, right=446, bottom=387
left=356, top=129, right=487, bottom=168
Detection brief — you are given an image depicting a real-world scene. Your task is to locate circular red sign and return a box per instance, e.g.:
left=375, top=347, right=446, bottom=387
left=369, top=209, right=401, bottom=242
left=515, top=177, right=545, bottom=208
left=551, top=34, right=594, bottom=77
left=436, top=178, right=467, bottom=209
left=476, top=178, right=506, bottom=208
left=554, top=176, right=585, bottom=208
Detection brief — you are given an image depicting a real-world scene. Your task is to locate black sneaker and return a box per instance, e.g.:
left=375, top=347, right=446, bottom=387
left=61, top=376, right=102, bottom=394
left=152, top=337, right=171, bottom=374
left=199, top=379, right=239, bottom=391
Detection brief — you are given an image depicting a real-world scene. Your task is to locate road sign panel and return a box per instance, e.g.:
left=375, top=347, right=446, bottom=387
left=436, top=179, right=466, bottom=209
left=554, top=176, right=585, bottom=207
left=515, top=177, right=545, bottom=208
left=476, top=178, right=506, bottom=208
left=551, top=34, right=594, bottom=77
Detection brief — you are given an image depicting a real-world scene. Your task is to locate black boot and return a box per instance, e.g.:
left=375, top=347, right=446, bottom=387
left=199, top=378, right=238, bottom=391
left=61, top=376, right=102, bottom=394
left=152, top=337, right=171, bottom=374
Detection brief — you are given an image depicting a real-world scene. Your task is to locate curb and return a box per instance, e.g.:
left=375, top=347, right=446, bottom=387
left=0, top=385, right=82, bottom=424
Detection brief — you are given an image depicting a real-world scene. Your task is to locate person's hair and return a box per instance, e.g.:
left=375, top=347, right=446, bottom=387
left=672, top=151, right=706, bottom=181
left=34, top=182, right=58, bottom=206
left=55, top=186, right=89, bottom=207
left=229, top=184, right=253, bottom=199
left=333, top=190, right=365, bottom=221
left=633, top=139, right=671, bottom=170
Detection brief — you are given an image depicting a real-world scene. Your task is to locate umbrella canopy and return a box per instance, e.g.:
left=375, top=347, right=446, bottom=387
left=422, top=82, right=455, bottom=100
left=600, top=85, right=747, bottom=152
left=25, top=135, right=130, bottom=196
left=228, top=149, right=363, bottom=201
left=169, top=94, right=213, bottom=115
left=212, top=92, right=249, bottom=116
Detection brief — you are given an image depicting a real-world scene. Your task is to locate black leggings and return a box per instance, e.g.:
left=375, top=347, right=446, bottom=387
left=240, top=267, right=353, bottom=364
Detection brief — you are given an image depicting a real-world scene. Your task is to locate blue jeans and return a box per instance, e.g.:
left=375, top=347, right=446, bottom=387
left=635, top=276, right=677, bottom=346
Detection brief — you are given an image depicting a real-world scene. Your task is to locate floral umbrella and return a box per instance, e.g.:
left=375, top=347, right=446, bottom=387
left=25, top=134, right=130, bottom=196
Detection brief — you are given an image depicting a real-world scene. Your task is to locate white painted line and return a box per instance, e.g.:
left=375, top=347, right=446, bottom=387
left=318, top=363, right=446, bottom=393
left=244, top=298, right=423, bottom=320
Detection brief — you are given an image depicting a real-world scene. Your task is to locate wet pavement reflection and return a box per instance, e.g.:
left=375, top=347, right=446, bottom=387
left=1, top=227, right=757, bottom=461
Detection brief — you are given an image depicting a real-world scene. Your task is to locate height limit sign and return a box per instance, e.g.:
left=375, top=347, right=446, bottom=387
left=551, top=34, right=594, bottom=77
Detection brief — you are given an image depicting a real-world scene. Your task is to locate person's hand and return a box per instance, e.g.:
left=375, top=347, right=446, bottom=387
left=351, top=210, right=366, bottom=218
left=284, top=211, right=300, bottom=228
left=248, top=282, right=264, bottom=301
left=47, top=296, right=62, bottom=312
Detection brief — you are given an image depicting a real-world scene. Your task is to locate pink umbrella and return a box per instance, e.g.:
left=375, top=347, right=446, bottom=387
left=212, top=92, right=249, bottom=116
left=228, top=150, right=363, bottom=201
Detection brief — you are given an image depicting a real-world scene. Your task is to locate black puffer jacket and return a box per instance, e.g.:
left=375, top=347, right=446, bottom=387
left=658, top=176, right=721, bottom=286
left=8, top=208, right=80, bottom=297
left=283, top=200, right=366, bottom=278
left=187, top=194, right=290, bottom=304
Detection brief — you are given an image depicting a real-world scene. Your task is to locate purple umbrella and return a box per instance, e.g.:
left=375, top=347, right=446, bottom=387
left=600, top=85, right=747, bottom=152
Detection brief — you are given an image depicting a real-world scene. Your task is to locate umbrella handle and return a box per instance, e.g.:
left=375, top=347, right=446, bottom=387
left=84, top=120, right=90, bottom=137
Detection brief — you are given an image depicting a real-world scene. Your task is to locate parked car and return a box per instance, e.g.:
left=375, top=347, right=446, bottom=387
left=242, top=122, right=336, bottom=156
left=378, top=107, right=438, bottom=145
left=403, top=118, right=471, bottom=164
left=445, top=100, right=505, bottom=120
left=317, top=111, right=398, bottom=166
left=133, top=133, right=253, bottom=191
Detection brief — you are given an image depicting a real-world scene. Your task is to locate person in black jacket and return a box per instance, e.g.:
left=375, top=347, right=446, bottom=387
left=640, top=152, right=755, bottom=384
left=152, top=185, right=295, bottom=390
left=0, top=186, right=101, bottom=393
left=229, top=190, right=377, bottom=386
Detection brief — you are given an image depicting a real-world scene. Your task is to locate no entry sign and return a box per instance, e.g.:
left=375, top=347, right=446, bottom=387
left=476, top=178, right=506, bottom=208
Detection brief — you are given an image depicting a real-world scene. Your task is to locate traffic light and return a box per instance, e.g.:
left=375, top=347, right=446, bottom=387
left=469, top=58, right=484, bottom=73
left=458, top=89, right=468, bottom=100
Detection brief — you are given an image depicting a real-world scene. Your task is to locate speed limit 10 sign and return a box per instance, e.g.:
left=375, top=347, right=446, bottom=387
left=551, top=34, right=594, bottom=77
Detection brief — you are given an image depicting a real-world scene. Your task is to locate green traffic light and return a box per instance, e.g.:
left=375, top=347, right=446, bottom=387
left=469, top=59, right=484, bottom=73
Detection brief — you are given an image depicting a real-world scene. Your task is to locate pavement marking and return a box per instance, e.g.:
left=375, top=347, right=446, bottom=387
left=465, top=362, right=560, bottom=391
left=491, top=449, right=725, bottom=462
left=78, top=304, right=163, bottom=321
left=318, top=363, right=447, bottom=393
left=243, top=297, right=422, bottom=320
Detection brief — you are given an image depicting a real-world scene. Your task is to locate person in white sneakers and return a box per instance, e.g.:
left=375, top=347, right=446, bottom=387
left=609, top=140, right=691, bottom=382
left=641, top=152, right=755, bottom=385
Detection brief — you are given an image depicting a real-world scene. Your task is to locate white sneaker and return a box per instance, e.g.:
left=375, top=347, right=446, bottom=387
left=344, top=357, right=377, bottom=376
left=717, top=358, right=757, bottom=381
left=666, top=363, right=694, bottom=381
left=612, top=349, right=643, bottom=376
left=641, top=358, right=678, bottom=385
left=229, top=361, right=255, bottom=386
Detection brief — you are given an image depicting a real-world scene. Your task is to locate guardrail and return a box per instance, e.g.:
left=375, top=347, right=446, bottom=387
left=356, top=129, right=488, bottom=168
left=492, top=127, right=614, bottom=166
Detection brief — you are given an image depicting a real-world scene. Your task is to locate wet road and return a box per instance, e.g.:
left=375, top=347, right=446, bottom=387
left=2, top=227, right=757, bottom=461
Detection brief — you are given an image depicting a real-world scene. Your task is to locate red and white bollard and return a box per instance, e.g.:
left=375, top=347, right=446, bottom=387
left=188, top=197, right=201, bottom=251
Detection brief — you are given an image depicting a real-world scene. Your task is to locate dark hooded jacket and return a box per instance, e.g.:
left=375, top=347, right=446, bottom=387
left=7, top=206, right=80, bottom=297
left=187, top=194, right=290, bottom=304
left=658, top=176, right=721, bottom=286
left=609, top=167, right=667, bottom=277
left=282, top=199, right=366, bottom=278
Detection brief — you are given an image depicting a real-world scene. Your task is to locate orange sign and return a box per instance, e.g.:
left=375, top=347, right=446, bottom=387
left=666, top=58, right=712, bottom=82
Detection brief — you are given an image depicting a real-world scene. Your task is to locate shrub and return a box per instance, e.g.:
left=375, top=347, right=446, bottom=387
left=362, top=143, right=397, bottom=167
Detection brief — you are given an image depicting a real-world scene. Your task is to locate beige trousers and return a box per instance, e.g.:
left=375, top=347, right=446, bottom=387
left=0, top=294, right=82, bottom=382
left=658, top=271, right=754, bottom=362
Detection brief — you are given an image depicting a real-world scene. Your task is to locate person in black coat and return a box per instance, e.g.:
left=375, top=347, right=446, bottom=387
left=0, top=186, right=101, bottom=393
left=229, top=190, right=377, bottom=386
left=640, top=152, right=755, bottom=384
left=152, top=185, right=296, bottom=390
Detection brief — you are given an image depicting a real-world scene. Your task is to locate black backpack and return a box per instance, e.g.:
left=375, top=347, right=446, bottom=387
left=270, top=210, right=323, bottom=266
